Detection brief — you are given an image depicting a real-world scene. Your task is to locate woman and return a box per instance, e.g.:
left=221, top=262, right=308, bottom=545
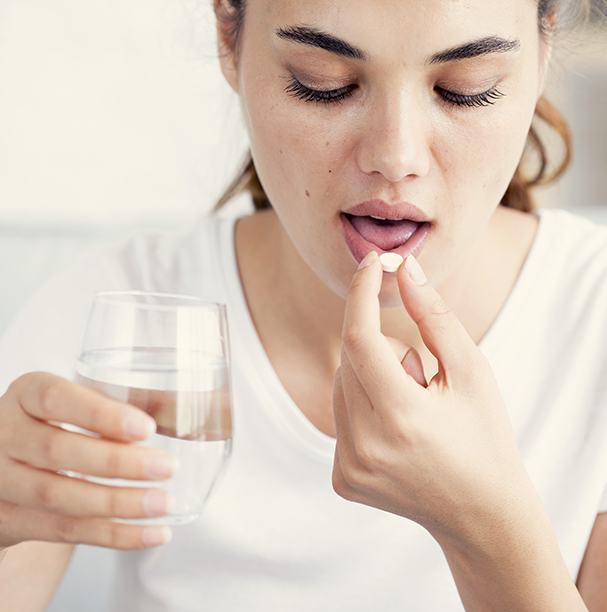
left=0, top=0, right=605, bottom=610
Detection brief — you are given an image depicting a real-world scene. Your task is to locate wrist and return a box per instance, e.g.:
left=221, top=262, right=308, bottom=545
left=430, top=470, right=550, bottom=557
left=432, top=503, right=548, bottom=562
left=430, top=503, right=586, bottom=612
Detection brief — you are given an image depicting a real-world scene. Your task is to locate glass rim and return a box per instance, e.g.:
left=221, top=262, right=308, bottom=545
left=93, top=291, right=227, bottom=312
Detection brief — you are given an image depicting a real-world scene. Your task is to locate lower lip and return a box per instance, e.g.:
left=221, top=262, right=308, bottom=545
left=340, top=213, right=432, bottom=267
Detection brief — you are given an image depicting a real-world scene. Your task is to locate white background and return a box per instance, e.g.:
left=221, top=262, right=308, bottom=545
left=0, top=0, right=249, bottom=229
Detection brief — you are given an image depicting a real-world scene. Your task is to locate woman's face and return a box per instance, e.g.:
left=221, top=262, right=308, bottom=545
left=217, top=0, right=550, bottom=304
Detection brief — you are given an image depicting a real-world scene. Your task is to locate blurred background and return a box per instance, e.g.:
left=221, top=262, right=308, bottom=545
left=0, top=1, right=605, bottom=609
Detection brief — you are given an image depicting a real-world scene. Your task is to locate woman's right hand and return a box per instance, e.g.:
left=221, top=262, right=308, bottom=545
left=0, top=372, right=178, bottom=551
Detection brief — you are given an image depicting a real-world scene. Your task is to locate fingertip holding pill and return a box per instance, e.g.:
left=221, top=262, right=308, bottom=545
left=379, top=253, right=404, bottom=273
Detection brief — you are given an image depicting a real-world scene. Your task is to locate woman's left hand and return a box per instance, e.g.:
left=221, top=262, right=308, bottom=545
left=332, top=250, right=537, bottom=549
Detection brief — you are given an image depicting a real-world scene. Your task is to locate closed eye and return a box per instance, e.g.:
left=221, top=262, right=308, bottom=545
left=284, top=77, right=505, bottom=109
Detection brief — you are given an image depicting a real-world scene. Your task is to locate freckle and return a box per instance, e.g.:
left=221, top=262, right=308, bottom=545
left=329, top=169, right=333, bottom=174
left=325, top=141, right=330, bottom=147
left=305, top=190, right=310, bottom=197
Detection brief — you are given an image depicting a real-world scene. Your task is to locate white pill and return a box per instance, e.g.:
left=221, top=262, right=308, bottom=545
left=379, top=253, right=404, bottom=273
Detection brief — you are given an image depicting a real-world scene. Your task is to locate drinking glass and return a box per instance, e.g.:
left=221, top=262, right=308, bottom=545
left=61, top=291, right=233, bottom=526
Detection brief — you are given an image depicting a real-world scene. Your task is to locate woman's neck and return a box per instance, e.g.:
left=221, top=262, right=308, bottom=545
left=233, top=205, right=538, bottom=384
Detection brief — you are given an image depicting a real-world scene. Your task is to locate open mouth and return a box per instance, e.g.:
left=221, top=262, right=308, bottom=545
left=342, top=213, right=425, bottom=251
left=340, top=213, right=432, bottom=264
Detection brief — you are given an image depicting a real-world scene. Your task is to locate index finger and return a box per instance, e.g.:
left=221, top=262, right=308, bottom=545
left=342, top=253, right=424, bottom=405
left=11, top=372, right=156, bottom=442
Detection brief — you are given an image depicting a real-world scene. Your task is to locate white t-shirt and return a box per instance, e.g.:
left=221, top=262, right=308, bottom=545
left=1, top=205, right=607, bottom=611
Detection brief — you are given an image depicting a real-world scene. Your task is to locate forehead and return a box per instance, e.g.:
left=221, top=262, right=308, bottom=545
left=252, top=0, right=535, bottom=64
left=258, top=0, right=533, bottom=23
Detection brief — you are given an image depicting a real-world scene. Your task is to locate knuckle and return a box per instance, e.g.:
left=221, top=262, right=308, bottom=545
left=332, top=469, right=356, bottom=501
left=343, top=327, right=366, bottom=352
left=348, top=276, right=365, bottom=292
left=416, top=310, right=446, bottom=336
left=352, top=437, right=378, bottom=471
left=95, top=521, right=122, bottom=548
left=54, top=516, right=78, bottom=543
left=8, top=371, right=36, bottom=396
left=338, top=459, right=363, bottom=492
left=331, top=470, right=349, bottom=498
left=39, top=380, right=65, bottom=417
left=104, top=449, right=126, bottom=478
left=0, top=409, right=16, bottom=450
left=103, top=490, right=126, bottom=518
left=332, top=449, right=361, bottom=497
left=34, top=480, right=57, bottom=509
left=41, top=432, right=62, bottom=467
left=429, top=296, right=452, bottom=318
left=394, top=414, right=424, bottom=450
left=86, top=401, right=107, bottom=432
left=6, top=375, right=23, bottom=396
left=108, top=523, right=137, bottom=549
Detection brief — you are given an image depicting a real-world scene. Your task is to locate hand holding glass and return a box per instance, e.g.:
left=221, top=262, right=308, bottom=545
left=62, top=292, right=233, bottom=526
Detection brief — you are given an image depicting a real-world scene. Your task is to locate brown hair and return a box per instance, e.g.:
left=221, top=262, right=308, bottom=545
left=212, top=0, right=593, bottom=215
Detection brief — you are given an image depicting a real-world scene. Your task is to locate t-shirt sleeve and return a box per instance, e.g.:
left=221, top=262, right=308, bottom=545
left=598, top=482, right=607, bottom=514
left=0, top=244, right=132, bottom=395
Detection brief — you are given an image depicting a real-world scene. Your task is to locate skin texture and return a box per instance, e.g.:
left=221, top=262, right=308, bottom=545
left=217, top=0, right=550, bottom=387
left=332, top=251, right=588, bottom=610
left=0, top=373, right=177, bottom=552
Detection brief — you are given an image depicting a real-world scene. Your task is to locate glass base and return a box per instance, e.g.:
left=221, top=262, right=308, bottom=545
left=111, top=513, right=202, bottom=526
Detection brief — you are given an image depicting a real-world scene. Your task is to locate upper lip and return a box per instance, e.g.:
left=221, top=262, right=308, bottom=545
left=343, top=200, right=432, bottom=223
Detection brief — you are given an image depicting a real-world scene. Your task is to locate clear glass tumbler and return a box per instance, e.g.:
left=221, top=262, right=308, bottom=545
left=62, top=291, right=233, bottom=526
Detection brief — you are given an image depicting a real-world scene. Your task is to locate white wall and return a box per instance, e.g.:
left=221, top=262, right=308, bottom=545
left=0, top=0, right=249, bottom=228
left=535, top=26, right=607, bottom=211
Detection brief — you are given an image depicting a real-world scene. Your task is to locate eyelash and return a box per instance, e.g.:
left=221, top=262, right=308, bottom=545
left=284, top=77, right=505, bottom=109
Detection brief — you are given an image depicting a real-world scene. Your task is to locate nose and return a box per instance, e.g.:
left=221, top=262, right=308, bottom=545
left=356, top=89, right=431, bottom=183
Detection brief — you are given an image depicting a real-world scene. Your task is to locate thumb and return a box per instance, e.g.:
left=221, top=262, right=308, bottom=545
left=401, top=347, right=428, bottom=388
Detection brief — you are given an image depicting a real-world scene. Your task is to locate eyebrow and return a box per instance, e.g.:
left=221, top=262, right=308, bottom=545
left=274, top=25, right=520, bottom=64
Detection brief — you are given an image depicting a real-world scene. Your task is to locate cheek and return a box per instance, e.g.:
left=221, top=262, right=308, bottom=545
left=241, top=73, right=335, bottom=193
left=239, top=75, right=340, bottom=250
left=438, top=94, right=536, bottom=206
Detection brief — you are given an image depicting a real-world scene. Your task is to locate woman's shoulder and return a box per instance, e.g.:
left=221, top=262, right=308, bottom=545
left=534, top=206, right=607, bottom=328
left=0, top=212, right=234, bottom=393
left=540, top=206, right=607, bottom=254
left=537, top=207, right=607, bottom=279
left=104, top=212, right=228, bottom=281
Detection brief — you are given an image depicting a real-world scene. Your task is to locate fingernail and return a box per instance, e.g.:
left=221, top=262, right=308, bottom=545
left=142, top=526, right=173, bottom=546
left=358, top=250, right=378, bottom=270
left=145, top=454, right=180, bottom=479
left=123, top=414, right=156, bottom=438
left=143, top=489, right=175, bottom=516
left=405, top=255, right=427, bottom=285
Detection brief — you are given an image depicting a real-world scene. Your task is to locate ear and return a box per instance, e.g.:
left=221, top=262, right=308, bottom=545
left=537, top=11, right=556, bottom=99
left=214, top=0, right=240, bottom=94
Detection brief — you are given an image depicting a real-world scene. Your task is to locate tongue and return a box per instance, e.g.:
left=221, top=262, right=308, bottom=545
left=349, top=216, right=420, bottom=250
